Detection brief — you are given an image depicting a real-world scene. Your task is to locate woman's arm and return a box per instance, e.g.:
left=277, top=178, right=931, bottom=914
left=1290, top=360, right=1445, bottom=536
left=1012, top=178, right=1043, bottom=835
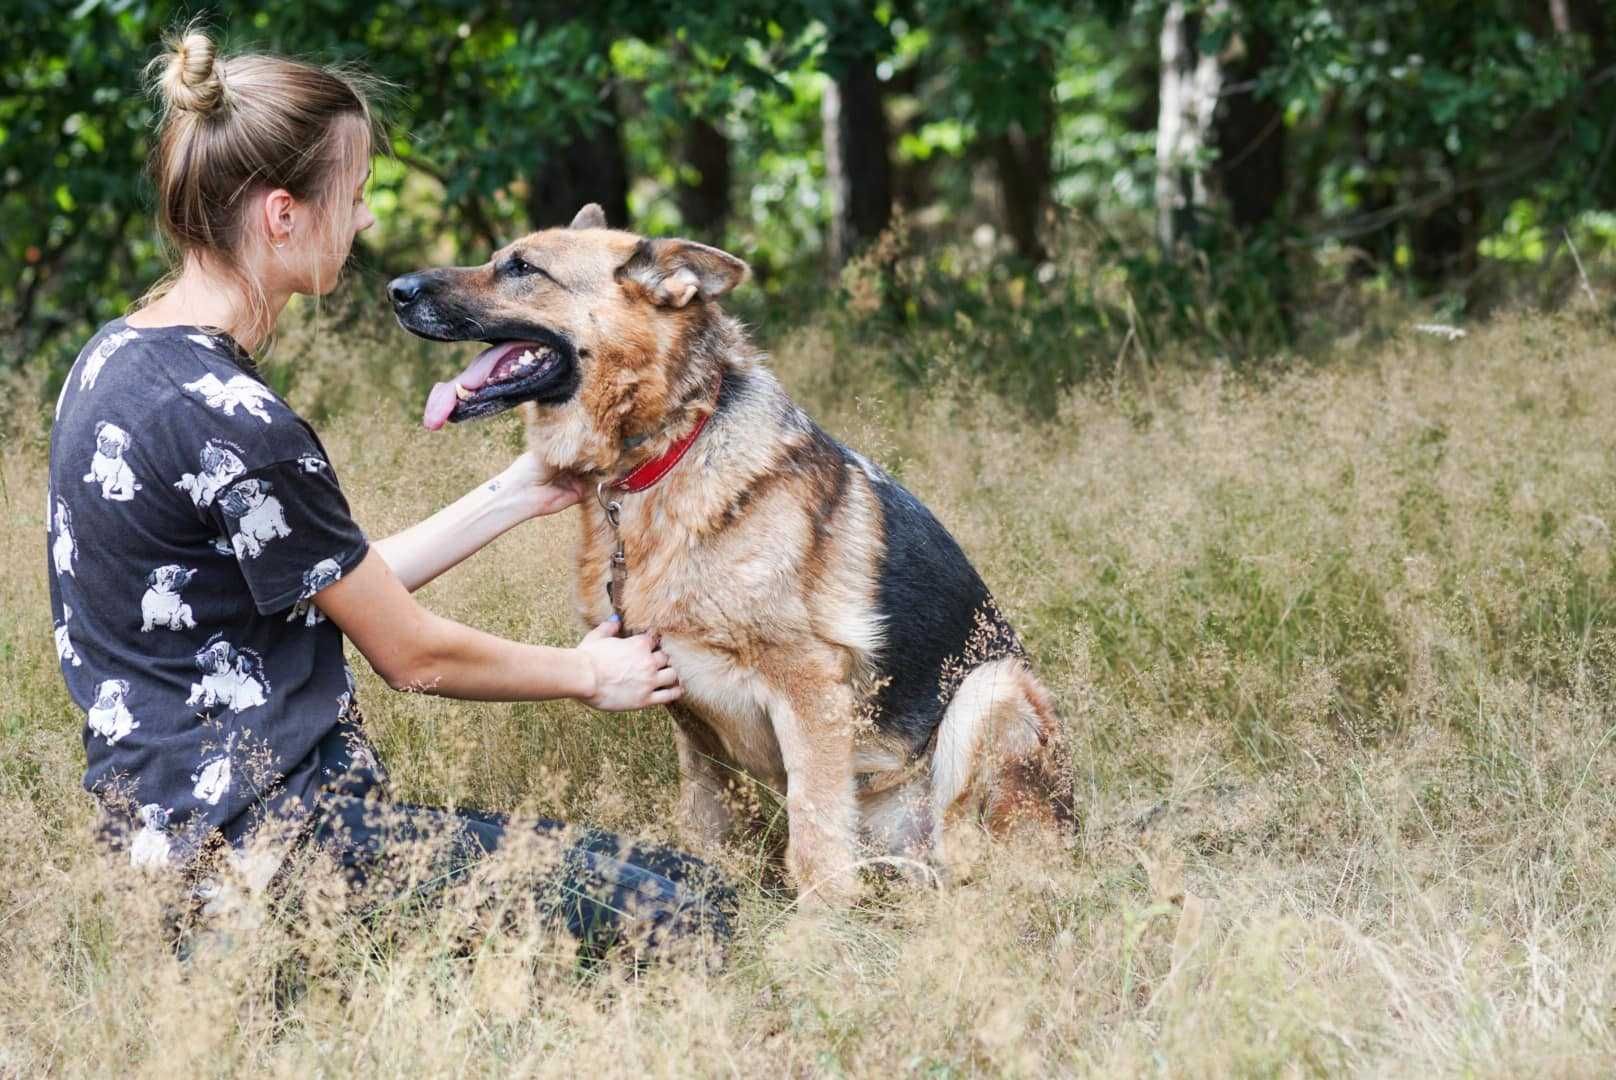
left=314, top=549, right=680, bottom=710
left=372, top=453, right=583, bottom=593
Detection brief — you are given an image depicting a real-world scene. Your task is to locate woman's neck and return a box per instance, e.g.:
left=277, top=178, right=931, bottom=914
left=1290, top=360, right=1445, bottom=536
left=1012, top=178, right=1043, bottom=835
left=127, top=259, right=290, bottom=353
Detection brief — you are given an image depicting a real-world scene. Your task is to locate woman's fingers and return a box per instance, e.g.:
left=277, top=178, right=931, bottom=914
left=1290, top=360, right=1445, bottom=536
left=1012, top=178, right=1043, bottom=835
left=654, top=665, right=680, bottom=689
left=649, top=686, right=684, bottom=705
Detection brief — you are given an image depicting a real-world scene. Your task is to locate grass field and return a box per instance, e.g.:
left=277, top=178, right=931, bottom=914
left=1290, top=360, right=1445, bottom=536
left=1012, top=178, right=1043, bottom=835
left=4, top=302, right=1616, bottom=1076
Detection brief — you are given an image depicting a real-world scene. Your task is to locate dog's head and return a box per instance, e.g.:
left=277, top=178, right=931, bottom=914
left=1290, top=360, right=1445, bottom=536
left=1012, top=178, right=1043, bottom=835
left=54, top=498, right=71, bottom=532
left=195, top=638, right=233, bottom=676
left=94, top=679, right=129, bottom=708
left=217, top=479, right=268, bottom=517
left=138, top=803, right=169, bottom=830
left=390, top=203, right=749, bottom=476
left=200, top=440, right=245, bottom=480
left=94, top=421, right=131, bottom=458
left=147, top=564, right=195, bottom=592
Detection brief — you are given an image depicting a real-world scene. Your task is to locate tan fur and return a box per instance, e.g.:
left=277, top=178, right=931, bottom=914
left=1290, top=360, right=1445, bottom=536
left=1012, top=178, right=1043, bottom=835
left=411, top=210, right=1070, bottom=903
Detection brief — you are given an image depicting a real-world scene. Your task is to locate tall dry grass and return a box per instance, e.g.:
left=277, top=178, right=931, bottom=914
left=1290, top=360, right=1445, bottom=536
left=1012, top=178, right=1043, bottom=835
left=3, top=300, right=1616, bottom=1076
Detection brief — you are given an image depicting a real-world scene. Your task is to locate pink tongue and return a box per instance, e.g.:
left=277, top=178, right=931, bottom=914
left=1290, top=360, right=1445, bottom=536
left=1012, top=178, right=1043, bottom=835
left=421, top=343, right=518, bottom=431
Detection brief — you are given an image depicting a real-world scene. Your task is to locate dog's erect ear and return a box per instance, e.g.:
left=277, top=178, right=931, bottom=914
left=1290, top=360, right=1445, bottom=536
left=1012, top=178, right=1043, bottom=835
left=616, top=237, right=750, bottom=308
left=570, top=203, right=607, bottom=230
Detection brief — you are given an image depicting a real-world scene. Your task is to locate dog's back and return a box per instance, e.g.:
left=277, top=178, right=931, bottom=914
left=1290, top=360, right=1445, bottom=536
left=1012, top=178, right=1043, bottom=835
left=853, top=450, right=1026, bottom=756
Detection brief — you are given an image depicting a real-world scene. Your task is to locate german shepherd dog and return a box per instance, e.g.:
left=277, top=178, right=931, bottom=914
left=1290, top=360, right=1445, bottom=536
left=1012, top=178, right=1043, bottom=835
left=390, top=205, right=1070, bottom=904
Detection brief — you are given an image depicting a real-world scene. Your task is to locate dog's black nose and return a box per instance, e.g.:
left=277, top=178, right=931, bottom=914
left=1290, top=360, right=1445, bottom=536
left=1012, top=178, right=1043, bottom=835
left=388, top=274, right=425, bottom=307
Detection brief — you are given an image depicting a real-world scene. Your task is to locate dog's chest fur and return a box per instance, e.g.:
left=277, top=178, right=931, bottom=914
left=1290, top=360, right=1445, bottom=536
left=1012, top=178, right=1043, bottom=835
left=563, top=367, right=896, bottom=782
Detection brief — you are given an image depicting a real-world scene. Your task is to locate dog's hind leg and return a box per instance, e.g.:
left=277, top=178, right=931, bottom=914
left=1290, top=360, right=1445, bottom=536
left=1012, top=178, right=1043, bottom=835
left=928, top=659, right=1068, bottom=874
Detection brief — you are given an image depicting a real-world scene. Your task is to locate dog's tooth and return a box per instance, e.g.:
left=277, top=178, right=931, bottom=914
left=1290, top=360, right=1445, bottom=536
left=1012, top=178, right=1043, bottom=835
left=454, top=381, right=473, bottom=401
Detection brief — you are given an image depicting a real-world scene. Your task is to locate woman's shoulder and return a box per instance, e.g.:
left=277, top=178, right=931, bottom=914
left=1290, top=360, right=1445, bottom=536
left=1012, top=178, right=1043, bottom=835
left=58, top=319, right=320, bottom=469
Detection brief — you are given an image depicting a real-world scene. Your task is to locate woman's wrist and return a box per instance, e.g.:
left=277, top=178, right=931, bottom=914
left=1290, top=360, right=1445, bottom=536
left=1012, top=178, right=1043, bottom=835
left=485, top=462, right=540, bottom=522
left=485, top=453, right=583, bottom=524
left=569, top=646, right=601, bottom=704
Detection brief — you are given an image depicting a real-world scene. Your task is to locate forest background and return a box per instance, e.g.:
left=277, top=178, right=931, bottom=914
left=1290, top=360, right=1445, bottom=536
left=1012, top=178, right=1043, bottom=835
left=6, top=4, right=1616, bottom=1075
left=6, top=0, right=1616, bottom=394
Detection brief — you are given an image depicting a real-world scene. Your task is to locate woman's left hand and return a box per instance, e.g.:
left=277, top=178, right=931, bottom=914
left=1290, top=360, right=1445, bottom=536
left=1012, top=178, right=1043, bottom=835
left=500, top=451, right=586, bottom=519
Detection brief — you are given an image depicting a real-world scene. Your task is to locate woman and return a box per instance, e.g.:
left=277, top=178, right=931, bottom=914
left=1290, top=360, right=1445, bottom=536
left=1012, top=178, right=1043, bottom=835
left=45, top=29, right=733, bottom=961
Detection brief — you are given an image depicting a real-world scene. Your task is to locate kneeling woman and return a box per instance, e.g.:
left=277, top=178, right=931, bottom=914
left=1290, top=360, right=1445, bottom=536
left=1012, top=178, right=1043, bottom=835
left=45, top=29, right=731, bottom=961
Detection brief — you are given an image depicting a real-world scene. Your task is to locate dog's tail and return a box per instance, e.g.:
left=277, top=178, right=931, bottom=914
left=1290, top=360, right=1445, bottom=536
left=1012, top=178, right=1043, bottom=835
left=930, top=659, right=1074, bottom=840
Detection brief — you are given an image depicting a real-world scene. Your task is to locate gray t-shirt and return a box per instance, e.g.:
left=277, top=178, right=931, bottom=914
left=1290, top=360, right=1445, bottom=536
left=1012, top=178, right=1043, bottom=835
left=46, top=318, right=380, bottom=869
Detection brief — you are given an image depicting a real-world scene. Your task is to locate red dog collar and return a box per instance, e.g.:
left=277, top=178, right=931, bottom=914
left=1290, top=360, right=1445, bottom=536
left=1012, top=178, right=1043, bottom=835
left=611, top=377, right=721, bottom=494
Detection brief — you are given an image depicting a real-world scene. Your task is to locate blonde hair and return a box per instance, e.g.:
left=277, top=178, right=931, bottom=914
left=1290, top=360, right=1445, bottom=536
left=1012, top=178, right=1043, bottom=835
left=140, top=26, right=386, bottom=337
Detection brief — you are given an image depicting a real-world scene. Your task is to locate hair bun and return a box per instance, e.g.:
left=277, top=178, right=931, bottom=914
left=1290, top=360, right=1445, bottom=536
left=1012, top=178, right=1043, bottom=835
left=161, top=30, right=225, bottom=114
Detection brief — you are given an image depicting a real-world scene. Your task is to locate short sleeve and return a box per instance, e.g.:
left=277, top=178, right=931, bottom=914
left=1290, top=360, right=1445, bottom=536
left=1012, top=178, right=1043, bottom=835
left=206, top=459, right=369, bottom=615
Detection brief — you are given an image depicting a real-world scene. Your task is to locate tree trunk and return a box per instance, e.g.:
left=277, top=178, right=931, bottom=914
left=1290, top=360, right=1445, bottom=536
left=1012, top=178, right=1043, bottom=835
left=1155, top=0, right=1225, bottom=253
left=1349, top=111, right=1398, bottom=278
left=524, top=93, right=630, bottom=231
left=676, top=118, right=732, bottom=236
left=1550, top=0, right=1572, bottom=33
left=886, top=61, right=937, bottom=215
left=988, top=123, right=1052, bottom=262
left=822, top=53, right=893, bottom=267
left=1410, top=180, right=1480, bottom=286
left=1211, top=27, right=1284, bottom=231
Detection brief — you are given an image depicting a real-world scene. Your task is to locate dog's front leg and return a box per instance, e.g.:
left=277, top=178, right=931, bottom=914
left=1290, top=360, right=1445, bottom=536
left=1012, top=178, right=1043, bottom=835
left=764, top=669, right=859, bottom=907
left=669, top=705, right=740, bottom=848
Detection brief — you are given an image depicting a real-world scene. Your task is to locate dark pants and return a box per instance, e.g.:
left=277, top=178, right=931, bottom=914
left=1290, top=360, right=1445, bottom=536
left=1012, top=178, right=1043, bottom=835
left=304, top=794, right=737, bottom=964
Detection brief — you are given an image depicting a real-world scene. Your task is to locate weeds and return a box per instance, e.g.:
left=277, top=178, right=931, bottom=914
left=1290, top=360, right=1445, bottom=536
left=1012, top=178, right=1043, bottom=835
left=3, top=304, right=1616, bottom=1074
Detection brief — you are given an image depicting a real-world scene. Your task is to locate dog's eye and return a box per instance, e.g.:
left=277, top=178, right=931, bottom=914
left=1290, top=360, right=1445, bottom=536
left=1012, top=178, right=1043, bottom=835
left=503, top=254, right=540, bottom=278
left=502, top=254, right=562, bottom=286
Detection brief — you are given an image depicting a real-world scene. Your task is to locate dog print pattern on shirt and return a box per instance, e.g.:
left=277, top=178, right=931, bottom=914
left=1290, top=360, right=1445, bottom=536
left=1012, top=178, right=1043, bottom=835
left=129, top=804, right=173, bottom=869
left=287, top=558, right=343, bottom=626
left=175, top=439, right=247, bottom=508
left=83, top=421, right=141, bottom=501
left=183, top=372, right=278, bottom=424
left=218, top=478, right=291, bottom=559
left=187, top=636, right=269, bottom=713
left=192, top=734, right=236, bottom=806
left=87, top=678, right=138, bottom=745
left=141, top=565, right=198, bottom=632
left=51, top=499, right=77, bottom=576
left=78, top=328, right=138, bottom=391
left=46, top=318, right=371, bottom=869
left=55, top=604, right=81, bottom=667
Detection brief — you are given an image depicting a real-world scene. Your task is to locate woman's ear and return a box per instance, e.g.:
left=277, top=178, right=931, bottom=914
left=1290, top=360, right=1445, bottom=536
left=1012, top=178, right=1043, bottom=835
left=261, top=188, right=297, bottom=249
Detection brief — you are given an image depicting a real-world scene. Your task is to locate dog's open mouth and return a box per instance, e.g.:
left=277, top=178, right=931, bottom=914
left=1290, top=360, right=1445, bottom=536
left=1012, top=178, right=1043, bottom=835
left=422, top=340, right=562, bottom=430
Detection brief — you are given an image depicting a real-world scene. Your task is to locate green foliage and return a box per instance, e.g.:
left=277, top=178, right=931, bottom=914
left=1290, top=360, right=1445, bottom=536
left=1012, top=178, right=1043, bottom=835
left=5, top=0, right=1616, bottom=396
left=1, top=1, right=172, bottom=370
left=833, top=216, right=1126, bottom=411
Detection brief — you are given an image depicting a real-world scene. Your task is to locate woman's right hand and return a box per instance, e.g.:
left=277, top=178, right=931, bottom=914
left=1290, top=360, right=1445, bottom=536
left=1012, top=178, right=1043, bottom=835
left=575, top=616, right=683, bottom=711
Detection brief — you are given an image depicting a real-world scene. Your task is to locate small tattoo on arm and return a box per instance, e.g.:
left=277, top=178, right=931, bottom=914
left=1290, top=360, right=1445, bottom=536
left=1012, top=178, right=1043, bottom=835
left=486, top=479, right=501, bottom=493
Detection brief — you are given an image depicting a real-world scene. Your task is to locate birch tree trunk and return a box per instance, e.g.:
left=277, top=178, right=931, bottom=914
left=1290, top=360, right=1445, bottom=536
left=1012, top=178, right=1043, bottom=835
left=1155, top=1, right=1225, bottom=253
